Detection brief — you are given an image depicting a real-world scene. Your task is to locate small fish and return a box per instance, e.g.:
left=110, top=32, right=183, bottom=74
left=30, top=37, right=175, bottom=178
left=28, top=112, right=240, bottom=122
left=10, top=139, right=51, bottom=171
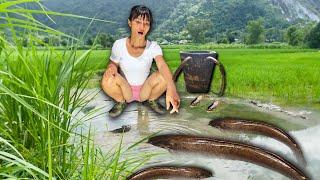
left=111, top=125, right=131, bottom=133
left=127, top=166, right=213, bottom=180
left=209, top=117, right=306, bottom=165
left=207, top=100, right=219, bottom=112
left=190, top=95, right=203, bottom=107
left=148, top=134, right=309, bottom=180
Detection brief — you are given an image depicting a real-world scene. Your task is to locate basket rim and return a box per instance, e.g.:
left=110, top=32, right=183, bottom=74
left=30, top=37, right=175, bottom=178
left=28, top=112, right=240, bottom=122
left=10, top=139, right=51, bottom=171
left=180, top=50, right=217, bottom=54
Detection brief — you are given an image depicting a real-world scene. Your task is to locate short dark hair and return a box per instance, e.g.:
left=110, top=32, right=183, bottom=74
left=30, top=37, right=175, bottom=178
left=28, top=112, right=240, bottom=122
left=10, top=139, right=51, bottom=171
left=128, top=5, right=153, bottom=28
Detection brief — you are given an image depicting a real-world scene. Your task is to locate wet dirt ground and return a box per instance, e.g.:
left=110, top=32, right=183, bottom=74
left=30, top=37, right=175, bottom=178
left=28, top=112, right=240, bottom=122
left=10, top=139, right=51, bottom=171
left=74, top=89, right=320, bottom=180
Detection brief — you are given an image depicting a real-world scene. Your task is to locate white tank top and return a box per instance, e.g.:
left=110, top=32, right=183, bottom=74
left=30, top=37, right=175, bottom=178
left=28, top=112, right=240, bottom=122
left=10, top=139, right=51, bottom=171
left=109, top=37, right=163, bottom=86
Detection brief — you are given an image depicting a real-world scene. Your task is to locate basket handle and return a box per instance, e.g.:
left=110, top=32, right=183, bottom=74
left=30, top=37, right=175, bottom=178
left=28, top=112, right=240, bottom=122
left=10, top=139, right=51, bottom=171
left=206, top=56, right=227, bottom=97
left=206, top=56, right=219, bottom=64
left=172, top=56, right=192, bottom=82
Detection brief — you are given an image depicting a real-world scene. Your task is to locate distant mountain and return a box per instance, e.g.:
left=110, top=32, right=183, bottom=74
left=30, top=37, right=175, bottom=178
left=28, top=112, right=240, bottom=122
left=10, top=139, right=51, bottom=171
left=270, top=0, right=320, bottom=21
left=40, top=0, right=320, bottom=41
left=41, top=0, right=175, bottom=36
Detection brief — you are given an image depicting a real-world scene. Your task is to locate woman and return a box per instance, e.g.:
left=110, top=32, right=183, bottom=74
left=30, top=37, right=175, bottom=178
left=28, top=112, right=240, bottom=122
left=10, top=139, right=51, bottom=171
left=101, top=5, right=180, bottom=117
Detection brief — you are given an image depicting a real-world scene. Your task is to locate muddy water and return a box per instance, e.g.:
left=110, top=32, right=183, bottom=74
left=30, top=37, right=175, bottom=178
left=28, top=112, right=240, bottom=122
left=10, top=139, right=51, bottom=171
left=76, top=89, right=320, bottom=180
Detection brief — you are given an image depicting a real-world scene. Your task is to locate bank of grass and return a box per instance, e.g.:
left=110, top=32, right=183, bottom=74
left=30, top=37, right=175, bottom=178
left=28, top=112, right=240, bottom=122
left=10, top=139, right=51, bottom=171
left=89, top=47, right=320, bottom=107
left=161, top=42, right=299, bottom=49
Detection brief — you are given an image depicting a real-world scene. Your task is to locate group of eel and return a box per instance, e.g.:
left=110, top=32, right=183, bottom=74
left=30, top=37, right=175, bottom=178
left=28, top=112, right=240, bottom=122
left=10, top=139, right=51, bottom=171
left=127, top=117, right=310, bottom=180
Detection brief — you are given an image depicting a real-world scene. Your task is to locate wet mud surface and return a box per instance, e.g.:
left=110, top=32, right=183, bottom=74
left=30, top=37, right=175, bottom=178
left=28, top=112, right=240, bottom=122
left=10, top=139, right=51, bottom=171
left=74, top=89, right=320, bottom=180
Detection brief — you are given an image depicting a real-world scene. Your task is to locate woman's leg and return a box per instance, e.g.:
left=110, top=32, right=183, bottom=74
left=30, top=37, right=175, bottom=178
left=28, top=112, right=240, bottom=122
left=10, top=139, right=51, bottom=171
left=140, top=71, right=167, bottom=102
left=101, top=73, right=132, bottom=102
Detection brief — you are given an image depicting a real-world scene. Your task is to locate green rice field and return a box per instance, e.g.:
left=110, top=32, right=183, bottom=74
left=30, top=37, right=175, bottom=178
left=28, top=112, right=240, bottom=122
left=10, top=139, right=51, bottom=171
left=86, top=48, right=320, bottom=107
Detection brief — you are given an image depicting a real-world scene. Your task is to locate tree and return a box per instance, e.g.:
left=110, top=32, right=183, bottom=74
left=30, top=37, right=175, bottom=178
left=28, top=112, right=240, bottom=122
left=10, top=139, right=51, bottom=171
left=43, top=36, right=49, bottom=44
left=286, top=26, right=304, bottom=46
left=22, top=37, right=29, bottom=47
left=86, top=37, right=94, bottom=46
left=266, top=28, right=286, bottom=42
left=226, top=30, right=240, bottom=43
left=245, top=18, right=265, bottom=44
left=43, top=35, right=60, bottom=46
left=304, top=22, right=320, bottom=48
left=61, top=39, right=68, bottom=46
left=186, top=18, right=212, bottom=43
left=115, top=28, right=128, bottom=39
left=97, top=33, right=114, bottom=48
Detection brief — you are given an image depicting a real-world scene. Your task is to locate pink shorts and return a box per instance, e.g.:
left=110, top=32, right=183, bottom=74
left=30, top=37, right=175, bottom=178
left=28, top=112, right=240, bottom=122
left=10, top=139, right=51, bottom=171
left=128, top=85, right=143, bottom=103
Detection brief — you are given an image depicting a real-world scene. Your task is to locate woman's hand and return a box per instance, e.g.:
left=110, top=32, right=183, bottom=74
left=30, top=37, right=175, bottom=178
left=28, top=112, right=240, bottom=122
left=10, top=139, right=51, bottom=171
left=166, top=85, right=180, bottom=114
left=105, top=63, right=118, bottom=77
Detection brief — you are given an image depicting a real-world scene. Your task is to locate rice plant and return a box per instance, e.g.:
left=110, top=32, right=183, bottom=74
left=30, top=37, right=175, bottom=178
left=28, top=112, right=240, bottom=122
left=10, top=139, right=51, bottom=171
left=0, top=0, right=154, bottom=179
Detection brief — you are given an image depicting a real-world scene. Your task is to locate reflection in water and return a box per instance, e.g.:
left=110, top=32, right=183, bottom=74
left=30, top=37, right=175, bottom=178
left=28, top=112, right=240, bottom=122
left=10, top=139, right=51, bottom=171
left=137, top=105, right=150, bottom=135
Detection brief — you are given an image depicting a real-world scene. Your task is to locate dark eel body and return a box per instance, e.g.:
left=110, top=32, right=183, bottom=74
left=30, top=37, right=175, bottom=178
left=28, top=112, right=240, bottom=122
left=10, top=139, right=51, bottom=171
left=148, top=134, right=309, bottom=180
left=209, top=117, right=306, bottom=165
left=127, top=166, right=213, bottom=180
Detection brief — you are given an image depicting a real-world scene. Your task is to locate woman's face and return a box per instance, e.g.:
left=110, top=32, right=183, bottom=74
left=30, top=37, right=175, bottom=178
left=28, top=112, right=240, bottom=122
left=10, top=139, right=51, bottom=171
left=128, top=15, right=150, bottom=39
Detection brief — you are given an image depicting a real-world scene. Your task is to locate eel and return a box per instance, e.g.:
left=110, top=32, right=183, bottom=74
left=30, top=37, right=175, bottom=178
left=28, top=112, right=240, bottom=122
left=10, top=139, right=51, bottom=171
left=127, top=166, right=213, bottom=180
left=209, top=117, right=306, bottom=165
left=148, top=134, right=309, bottom=180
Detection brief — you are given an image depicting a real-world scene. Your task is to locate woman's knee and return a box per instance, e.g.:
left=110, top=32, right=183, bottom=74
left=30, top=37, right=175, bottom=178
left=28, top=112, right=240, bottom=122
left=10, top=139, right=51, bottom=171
left=155, top=71, right=167, bottom=88
left=113, top=74, right=132, bottom=101
left=102, top=73, right=126, bottom=87
left=146, top=71, right=167, bottom=87
left=101, top=73, right=115, bottom=88
left=114, top=73, right=130, bottom=87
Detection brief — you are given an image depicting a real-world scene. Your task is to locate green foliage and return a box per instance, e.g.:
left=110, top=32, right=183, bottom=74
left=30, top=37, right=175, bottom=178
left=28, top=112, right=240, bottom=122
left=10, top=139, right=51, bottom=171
left=48, top=35, right=61, bottom=46
left=226, top=30, right=239, bottom=43
left=86, top=37, right=94, bottom=46
left=211, top=0, right=267, bottom=33
left=96, top=33, right=114, bottom=48
left=286, top=26, right=304, bottom=46
left=0, top=32, right=4, bottom=54
left=39, top=0, right=297, bottom=44
left=245, top=18, right=265, bottom=44
left=265, top=28, right=286, bottom=42
left=0, top=0, right=154, bottom=179
left=61, top=39, right=68, bottom=46
left=217, top=37, right=229, bottom=44
left=6, top=0, right=315, bottom=45
left=0, top=137, right=49, bottom=178
left=305, top=22, right=320, bottom=48
left=41, top=0, right=175, bottom=36
left=186, top=18, right=212, bottom=43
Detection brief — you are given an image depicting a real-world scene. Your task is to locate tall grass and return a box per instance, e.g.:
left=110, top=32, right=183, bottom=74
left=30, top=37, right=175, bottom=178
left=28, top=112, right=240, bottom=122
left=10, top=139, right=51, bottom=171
left=0, top=0, right=153, bottom=179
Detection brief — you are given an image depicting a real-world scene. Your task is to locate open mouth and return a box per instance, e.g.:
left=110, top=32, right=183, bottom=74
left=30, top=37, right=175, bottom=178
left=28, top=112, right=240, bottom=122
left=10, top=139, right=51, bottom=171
left=138, top=32, right=143, bottom=35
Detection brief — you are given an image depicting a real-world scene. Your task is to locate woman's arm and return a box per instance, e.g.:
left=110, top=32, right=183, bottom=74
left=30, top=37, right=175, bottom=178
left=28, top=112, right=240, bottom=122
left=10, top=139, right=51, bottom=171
left=154, top=55, right=180, bottom=114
